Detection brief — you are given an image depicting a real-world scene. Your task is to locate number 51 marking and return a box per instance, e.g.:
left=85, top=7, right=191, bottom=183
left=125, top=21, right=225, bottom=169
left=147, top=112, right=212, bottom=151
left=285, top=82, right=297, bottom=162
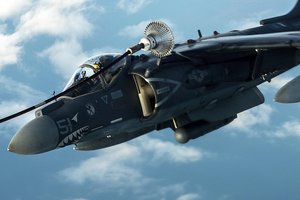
left=56, top=118, right=73, bottom=135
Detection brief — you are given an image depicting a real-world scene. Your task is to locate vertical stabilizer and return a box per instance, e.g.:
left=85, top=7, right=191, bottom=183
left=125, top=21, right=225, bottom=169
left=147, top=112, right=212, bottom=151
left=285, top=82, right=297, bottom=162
left=260, top=1, right=300, bottom=25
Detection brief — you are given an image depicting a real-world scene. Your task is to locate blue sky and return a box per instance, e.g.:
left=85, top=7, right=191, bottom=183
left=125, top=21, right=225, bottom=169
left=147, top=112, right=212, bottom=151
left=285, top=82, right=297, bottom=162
left=1, top=0, right=300, bottom=200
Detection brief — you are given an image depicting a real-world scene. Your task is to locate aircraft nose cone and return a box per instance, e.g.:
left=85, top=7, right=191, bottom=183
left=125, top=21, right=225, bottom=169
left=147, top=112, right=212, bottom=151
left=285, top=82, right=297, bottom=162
left=8, top=116, right=59, bottom=155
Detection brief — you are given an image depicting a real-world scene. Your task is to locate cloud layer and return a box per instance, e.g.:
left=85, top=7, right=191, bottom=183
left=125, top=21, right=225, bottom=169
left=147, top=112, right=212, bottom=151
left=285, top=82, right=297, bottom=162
left=0, top=0, right=93, bottom=79
left=59, top=135, right=208, bottom=196
left=117, top=0, right=152, bottom=14
left=0, top=0, right=32, bottom=20
left=227, top=104, right=274, bottom=135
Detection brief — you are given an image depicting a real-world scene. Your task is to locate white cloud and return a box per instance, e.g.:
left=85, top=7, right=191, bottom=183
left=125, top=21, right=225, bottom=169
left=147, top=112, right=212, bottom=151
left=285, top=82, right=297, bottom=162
left=0, top=101, right=27, bottom=119
left=40, top=39, right=88, bottom=79
left=0, top=0, right=32, bottom=20
left=16, top=0, right=92, bottom=40
left=177, top=193, right=201, bottom=200
left=227, top=104, right=274, bottom=135
left=159, top=183, right=186, bottom=196
left=0, top=24, right=6, bottom=33
left=0, top=101, right=35, bottom=139
left=0, top=34, right=22, bottom=69
left=235, top=19, right=260, bottom=30
left=0, top=75, right=46, bottom=138
left=118, top=19, right=184, bottom=42
left=0, top=0, right=93, bottom=73
left=0, top=76, right=45, bottom=100
left=59, top=135, right=209, bottom=192
left=225, top=96, right=300, bottom=140
left=59, top=143, right=147, bottom=189
left=138, top=183, right=187, bottom=200
left=119, top=20, right=151, bottom=39
left=228, top=10, right=270, bottom=30
left=229, top=18, right=258, bottom=30
left=272, top=120, right=300, bottom=138
left=117, top=0, right=152, bottom=14
left=40, top=43, right=123, bottom=80
left=140, top=136, right=204, bottom=163
left=89, top=47, right=123, bottom=57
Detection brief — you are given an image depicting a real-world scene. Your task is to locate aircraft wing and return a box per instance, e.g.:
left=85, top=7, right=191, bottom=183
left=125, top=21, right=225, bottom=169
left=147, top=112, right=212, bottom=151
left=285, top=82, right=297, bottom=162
left=174, top=31, right=300, bottom=56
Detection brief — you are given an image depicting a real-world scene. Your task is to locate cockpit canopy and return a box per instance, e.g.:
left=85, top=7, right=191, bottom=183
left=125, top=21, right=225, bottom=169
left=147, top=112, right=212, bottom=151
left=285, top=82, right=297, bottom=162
left=64, top=65, right=96, bottom=91
left=63, top=53, right=126, bottom=95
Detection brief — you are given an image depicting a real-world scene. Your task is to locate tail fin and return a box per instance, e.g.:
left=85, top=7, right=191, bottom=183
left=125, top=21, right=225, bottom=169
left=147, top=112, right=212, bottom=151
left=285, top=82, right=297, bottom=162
left=260, top=1, right=300, bottom=25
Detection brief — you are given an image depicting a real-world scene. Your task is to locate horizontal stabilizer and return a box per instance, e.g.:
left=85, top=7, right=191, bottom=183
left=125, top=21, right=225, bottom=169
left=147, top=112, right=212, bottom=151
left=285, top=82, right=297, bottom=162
left=275, top=75, right=300, bottom=103
left=261, top=1, right=300, bottom=25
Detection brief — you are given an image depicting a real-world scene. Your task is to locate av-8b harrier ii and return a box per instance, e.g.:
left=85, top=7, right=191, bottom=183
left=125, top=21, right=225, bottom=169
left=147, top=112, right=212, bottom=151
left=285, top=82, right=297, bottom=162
left=2, top=1, right=300, bottom=154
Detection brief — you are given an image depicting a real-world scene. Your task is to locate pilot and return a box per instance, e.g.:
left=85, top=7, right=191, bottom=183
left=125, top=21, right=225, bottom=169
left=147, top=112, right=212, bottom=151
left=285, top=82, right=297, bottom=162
left=94, top=54, right=123, bottom=84
left=92, top=64, right=100, bottom=72
left=74, top=69, right=86, bottom=83
left=98, top=55, right=114, bottom=70
left=95, top=56, right=114, bottom=83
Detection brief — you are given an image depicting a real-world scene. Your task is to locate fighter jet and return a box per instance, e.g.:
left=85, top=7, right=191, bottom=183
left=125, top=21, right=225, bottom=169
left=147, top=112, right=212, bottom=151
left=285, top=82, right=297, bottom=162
left=2, top=1, right=300, bottom=154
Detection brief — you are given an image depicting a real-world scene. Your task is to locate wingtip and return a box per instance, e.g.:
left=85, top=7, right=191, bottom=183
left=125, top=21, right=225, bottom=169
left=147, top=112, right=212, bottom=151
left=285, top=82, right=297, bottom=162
left=275, top=76, right=300, bottom=103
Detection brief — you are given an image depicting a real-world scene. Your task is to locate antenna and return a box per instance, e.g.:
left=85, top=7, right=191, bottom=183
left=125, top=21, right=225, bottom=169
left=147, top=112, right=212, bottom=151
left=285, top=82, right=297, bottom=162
left=198, top=29, right=202, bottom=38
